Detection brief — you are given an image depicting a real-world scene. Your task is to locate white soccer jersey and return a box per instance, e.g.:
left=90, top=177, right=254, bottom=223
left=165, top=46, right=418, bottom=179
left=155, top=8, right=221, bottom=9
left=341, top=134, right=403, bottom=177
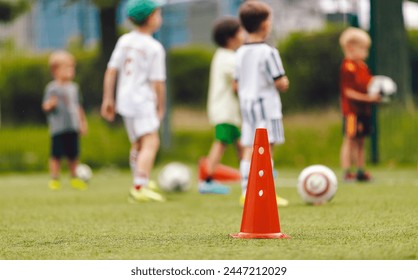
left=236, top=43, right=287, bottom=146
left=235, top=42, right=285, bottom=119
left=108, top=30, right=166, bottom=117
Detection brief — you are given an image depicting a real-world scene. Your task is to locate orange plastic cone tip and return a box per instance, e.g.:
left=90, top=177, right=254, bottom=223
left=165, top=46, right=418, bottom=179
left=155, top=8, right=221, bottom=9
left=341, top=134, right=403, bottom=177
left=231, top=128, right=290, bottom=239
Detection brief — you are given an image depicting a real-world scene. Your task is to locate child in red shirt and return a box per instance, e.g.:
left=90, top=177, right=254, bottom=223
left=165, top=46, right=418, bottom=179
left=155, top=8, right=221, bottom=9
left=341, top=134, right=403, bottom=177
left=339, top=27, right=381, bottom=182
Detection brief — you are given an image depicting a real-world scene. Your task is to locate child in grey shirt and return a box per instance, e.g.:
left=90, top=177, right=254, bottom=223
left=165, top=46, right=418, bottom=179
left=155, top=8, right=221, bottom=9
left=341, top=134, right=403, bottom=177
left=42, top=51, right=88, bottom=190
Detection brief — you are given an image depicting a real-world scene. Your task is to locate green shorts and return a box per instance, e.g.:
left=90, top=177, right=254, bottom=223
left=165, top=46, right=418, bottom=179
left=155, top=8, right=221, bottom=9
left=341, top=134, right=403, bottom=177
left=215, top=123, right=241, bottom=145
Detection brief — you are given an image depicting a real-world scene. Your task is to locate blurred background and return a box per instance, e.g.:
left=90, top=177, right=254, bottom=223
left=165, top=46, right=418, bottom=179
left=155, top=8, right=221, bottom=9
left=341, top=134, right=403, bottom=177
left=0, top=0, right=417, bottom=173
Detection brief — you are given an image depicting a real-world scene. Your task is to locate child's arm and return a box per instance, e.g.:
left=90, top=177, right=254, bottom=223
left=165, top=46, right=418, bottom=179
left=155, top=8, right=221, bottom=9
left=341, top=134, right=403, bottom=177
left=42, top=95, right=58, bottom=113
left=101, top=68, right=118, bottom=122
left=345, top=88, right=381, bottom=103
left=78, top=105, right=88, bottom=135
left=232, top=80, right=238, bottom=94
left=152, top=81, right=166, bottom=121
left=275, top=76, right=289, bottom=93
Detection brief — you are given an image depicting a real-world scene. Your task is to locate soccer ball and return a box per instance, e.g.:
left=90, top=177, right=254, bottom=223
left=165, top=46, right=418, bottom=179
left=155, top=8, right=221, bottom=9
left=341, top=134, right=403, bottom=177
left=368, top=75, right=397, bottom=102
left=297, top=165, right=337, bottom=205
left=75, top=163, right=93, bottom=182
left=158, top=162, right=191, bottom=192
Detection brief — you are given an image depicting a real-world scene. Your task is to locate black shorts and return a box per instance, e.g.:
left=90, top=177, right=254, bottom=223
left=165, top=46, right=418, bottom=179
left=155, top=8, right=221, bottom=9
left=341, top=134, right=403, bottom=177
left=343, top=114, right=372, bottom=138
left=51, top=131, right=79, bottom=160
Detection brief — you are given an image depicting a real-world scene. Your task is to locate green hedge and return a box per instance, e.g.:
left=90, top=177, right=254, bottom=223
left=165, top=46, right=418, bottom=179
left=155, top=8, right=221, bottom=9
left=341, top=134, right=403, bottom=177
left=0, top=52, right=102, bottom=124
left=0, top=55, right=50, bottom=123
left=168, top=46, right=213, bottom=107
left=1, top=28, right=418, bottom=124
left=279, top=27, right=344, bottom=111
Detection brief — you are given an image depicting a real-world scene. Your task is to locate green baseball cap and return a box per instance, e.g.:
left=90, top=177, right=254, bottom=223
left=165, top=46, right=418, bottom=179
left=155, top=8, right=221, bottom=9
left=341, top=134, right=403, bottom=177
left=126, top=0, right=162, bottom=23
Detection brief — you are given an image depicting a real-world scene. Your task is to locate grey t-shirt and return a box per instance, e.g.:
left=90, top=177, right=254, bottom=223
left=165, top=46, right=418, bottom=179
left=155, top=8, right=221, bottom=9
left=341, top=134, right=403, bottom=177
left=43, top=81, right=81, bottom=136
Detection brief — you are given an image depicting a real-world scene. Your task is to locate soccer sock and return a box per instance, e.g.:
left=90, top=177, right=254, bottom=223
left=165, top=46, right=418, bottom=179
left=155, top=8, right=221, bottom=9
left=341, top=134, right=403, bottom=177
left=240, top=160, right=251, bottom=195
left=129, top=148, right=138, bottom=179
left=134, top=176, right=149, bottom=190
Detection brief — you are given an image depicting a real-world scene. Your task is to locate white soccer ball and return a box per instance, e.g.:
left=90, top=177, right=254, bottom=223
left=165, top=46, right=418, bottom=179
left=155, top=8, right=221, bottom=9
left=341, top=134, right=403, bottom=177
left=297, top=165, right=338, bottom=205
left=368, top=75, right=397, bottom=102
left=75, top=163, right=93, bottom=182
left=158, top=162, right=191, bottom=192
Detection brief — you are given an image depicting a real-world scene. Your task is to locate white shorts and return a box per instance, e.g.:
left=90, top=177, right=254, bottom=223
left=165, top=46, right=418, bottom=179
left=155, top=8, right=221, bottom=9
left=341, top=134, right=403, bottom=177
left=240, top=100, right=285, bottom=147
left=123, top=107, right=160, bottom=143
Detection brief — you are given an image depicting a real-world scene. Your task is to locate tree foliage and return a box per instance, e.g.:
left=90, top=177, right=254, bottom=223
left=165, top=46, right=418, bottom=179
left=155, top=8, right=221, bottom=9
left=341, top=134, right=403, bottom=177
left=0, top=0, right=30, bottom=22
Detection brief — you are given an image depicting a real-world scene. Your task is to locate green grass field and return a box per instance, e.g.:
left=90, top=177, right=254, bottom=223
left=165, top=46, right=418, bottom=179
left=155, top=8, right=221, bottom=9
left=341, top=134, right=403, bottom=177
left=1, top=167, right=417, bottom=260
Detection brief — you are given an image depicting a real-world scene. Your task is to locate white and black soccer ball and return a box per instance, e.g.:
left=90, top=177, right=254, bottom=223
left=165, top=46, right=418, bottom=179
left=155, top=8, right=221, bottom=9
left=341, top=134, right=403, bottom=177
left=297, top=165, right=338, bottom=205
left=75, top=163, right=93, bottom=182
left=158, top=162, right=191, bottom=192
left=368, top=75, right=397, bottom=102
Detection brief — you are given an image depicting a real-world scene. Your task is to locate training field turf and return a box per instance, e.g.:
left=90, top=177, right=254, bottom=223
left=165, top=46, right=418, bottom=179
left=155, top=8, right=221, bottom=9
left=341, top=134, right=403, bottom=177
left=0, top=167, right=417, bottom=260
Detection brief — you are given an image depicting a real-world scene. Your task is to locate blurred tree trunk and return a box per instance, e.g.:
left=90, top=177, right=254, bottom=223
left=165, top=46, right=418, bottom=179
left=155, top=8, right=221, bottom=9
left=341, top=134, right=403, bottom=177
left=98, top=5, right=118, bottom=64
left=369, top=0, right=414, bottom=110
left=69, top=0, right=120, bottom=65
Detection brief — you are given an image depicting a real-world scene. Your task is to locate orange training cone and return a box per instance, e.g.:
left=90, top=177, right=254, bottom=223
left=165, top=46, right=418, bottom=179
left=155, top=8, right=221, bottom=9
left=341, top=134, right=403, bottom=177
left=198, top=157, right=241, bottom=182
left=231, top=128, right=290, bottom=239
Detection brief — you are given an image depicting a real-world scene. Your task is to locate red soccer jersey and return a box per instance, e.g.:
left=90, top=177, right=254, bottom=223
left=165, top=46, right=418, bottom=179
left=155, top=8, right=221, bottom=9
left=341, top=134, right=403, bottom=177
left=340, top=59, right=373, bottom=116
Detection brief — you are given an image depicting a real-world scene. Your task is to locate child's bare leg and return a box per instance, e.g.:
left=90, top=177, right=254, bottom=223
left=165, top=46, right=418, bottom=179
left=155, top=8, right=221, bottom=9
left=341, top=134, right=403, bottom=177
left=341, top=136, right=354, bottom=171
left=49, top=158, right=61, bottom=179
left=355, top=138, right=365, bottom=170
left=134, top=132, right=160, bottom=187
left=234, top=140, right=243, bottom=161
left=240, top=147, right=253, bottom=194
left=129, top=145, right=139, bottom=179
left=206, top=141, right=227, bottom=179
left=68, top=158, right=79, bottom=178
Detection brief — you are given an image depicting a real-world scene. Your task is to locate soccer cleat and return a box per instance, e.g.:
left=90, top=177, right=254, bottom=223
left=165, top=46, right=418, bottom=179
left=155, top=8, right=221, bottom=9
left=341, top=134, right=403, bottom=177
left=129, top=187, right=166, bottom=202
left=70, top=178, right=87, bottom=190
left=343, top=171, right=356, bottom=182
left=276, top=196, right=289, bottom=206
left=239, top=194, right=246, bottom=206
left=356, top=171, right=372, bottom=182
left=239, top=194, right=289, bottom=207
left=273, top=169, right=278, bottom=179
left=48, top=179, right=61, bottom=190
left=148, top=180, right=160, bottom=192
left=199, top=181, right=230, bottom=194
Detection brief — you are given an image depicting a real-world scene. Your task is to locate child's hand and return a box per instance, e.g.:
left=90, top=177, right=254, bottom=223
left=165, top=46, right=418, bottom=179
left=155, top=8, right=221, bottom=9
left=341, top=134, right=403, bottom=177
left=101, top=98, right=115, bottom=122
left=157, top=106, right=165, bottom=121
left=369, top=94, right=381, bottom=103
left=276, top=76, right=289, bottom=92
left=79, top=120, right=88, bottom=136
left=42, top=95, right=58, bottom=112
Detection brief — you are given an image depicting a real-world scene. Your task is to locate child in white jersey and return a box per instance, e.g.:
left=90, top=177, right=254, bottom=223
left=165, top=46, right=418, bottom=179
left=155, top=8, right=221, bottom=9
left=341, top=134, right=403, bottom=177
left=199, top=17, right=245, bottom=194
left=235, top=1, right=289, bottom=206
left=101, top=0, right=166, bottom=202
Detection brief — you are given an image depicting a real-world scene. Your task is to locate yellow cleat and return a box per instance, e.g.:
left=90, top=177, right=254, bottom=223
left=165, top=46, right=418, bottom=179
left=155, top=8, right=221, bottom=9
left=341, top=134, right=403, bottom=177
left=129, top=187, right=166, bottom=203
left=48, top=179, right=61, bottom=190
left=148, top=180, right=160, bottom=192
left=71, top=178, right=87, bottom=190
left=239, top=194, right=289, bottom=207
left=276, top=196, right=289, bottom=207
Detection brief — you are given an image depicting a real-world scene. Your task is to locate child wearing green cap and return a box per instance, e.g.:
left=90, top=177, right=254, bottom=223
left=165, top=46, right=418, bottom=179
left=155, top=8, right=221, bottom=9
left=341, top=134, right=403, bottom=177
left=101, top=0, right=166, bottom=202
